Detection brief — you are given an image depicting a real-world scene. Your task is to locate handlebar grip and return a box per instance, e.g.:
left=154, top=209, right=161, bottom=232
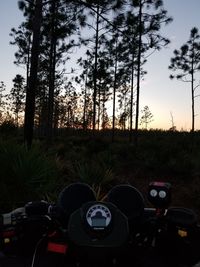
left=0, top=202, right=52, bottom=229
left=2, top=213, right=12, bottom=226
left=25, top=201, right=50, bottom=216
left=0, top=207, right=26, bottom=227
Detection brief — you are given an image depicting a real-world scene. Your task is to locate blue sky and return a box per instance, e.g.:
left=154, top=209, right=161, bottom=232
left=0, top=0, right=200, bottom=130
left=0, top=1, right=24, bottom=88
left=140, top=0, right=200, bottom=130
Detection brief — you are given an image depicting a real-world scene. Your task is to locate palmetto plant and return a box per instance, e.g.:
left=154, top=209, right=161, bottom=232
left=69, top=157, right=114, bottom=200
left=0, top=140, right=58, bottom=212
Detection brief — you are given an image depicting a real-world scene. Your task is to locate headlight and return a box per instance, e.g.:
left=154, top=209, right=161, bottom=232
left=148, top=181, right=171, bottom=209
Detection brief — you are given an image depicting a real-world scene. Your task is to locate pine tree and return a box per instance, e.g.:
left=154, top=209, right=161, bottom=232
left=78, top=0, right=125, bottom=133
left=0, top=81, right=6, bottom=123
left=14, top=0, right=88, bottom=145
left=169, top=27, right=200, bottom=132
left=140, top=105, right=153, bottom=129
left=9, top=74, right=26, bottom=127
left=23, top=0, right=43, bottom=149
left=127, top=0, right=172, bottom=144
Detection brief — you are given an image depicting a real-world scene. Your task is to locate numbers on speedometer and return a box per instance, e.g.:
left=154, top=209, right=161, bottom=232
left=86, top=204, right=112, bottom=230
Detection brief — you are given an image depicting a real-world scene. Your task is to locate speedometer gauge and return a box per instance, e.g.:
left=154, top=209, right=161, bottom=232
left=86, top=204, right=112, bottom=230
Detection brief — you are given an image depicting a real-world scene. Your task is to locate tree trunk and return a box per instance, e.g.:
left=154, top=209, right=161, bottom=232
left=26, top=34, right=31, bottom=94
left=24, top=0, right=43, bottom=149
left=92, top=4, right=100, bottom=133
left=129, top=52, right=135, bottom=143
left=83, top=73, right=88, bottom=130
left=112, top=39, right=118, bottom=142
left=191, top=57, right=194, bottom=132
left=97, top=84, right=101, bottom=130
left=47, top=0, right=57, bottom=143
left=135, top=0, right=142, bottom=146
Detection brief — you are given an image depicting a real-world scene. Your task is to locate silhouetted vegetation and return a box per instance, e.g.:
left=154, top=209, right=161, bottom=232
left=169, top=27, right=200, bottom=132
left=0, top=130, right=200, bottom=217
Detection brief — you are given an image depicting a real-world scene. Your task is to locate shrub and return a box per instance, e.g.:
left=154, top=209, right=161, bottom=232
left=0, top=141, right=59, bottom=212
left=65, top=155, right=115, bottom=200
left=0, top=120, right=17, bottom=135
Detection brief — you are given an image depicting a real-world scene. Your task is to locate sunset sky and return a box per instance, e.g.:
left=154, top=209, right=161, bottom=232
left=0, top=0, right=200, bottom=131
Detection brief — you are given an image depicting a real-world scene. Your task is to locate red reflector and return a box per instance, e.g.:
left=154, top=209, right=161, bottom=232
left=2, top=230, right=15, bottom=238
left=151, top=181, right=165, bottom=186
left=47, top=242, right=68, bottom=254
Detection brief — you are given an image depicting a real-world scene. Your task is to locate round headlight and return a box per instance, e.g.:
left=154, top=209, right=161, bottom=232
left=159, top=190, right=167, bottom=199
left=150, top=189, right=158, bottom=197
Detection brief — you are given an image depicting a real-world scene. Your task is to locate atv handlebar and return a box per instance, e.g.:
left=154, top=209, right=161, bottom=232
left=0, top=182, right=200, bottom=267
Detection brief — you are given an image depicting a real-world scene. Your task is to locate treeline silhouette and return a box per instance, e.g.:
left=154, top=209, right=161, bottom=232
left=0, top=0, right=174, bottom=147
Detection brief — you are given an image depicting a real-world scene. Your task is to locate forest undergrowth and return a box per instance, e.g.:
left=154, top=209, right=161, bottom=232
left=0, top=129, right=200, bottom=217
